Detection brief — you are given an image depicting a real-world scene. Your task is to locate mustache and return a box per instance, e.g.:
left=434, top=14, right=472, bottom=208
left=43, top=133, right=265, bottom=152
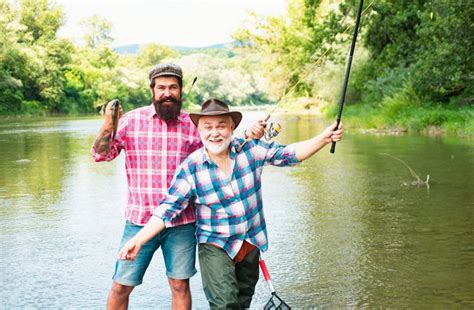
left=156, top=96, right=180, bottom=105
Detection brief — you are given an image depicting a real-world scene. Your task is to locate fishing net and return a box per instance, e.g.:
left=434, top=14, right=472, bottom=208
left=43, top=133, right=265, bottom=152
left=263, top=292, right=291, bottom=310
left=259, top=257, right=291, bottom=309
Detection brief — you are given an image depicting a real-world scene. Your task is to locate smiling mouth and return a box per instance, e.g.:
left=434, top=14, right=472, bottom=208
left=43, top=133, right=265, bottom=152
left=160, top=102, right=176, bottom=108
left=208, top=138, right=223, bottom=143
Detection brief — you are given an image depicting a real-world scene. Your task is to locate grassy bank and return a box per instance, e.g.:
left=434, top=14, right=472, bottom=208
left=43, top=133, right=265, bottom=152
left=279, top=97, right=474, bottom=138
left=339, top=103, right=473, bottom=137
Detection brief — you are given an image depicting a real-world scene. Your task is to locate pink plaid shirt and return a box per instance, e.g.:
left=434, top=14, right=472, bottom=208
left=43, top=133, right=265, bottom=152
left=91, top=104, right=202, bottom=226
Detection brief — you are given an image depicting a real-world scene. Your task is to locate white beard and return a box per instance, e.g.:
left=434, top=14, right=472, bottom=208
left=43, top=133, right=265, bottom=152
left=203, top=136, right=232, bottom=155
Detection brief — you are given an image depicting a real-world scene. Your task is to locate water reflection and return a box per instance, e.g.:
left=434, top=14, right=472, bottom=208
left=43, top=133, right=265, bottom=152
left=1, top=132, right=72, bottom=215
left=0, top=114, right=473, bottom=308
left=269, top=114, right=474, bottom=308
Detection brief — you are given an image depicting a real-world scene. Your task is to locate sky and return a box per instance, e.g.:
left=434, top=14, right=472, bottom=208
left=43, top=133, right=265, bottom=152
left=56, top=0, right=287, bottom=48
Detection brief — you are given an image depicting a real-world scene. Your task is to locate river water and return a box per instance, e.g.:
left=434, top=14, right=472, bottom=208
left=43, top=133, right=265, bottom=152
left=0, top=113, right=472, bottom=308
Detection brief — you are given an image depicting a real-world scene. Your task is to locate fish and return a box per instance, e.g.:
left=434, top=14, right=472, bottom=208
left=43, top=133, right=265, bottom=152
left=110, top=99, right=121, bottom=141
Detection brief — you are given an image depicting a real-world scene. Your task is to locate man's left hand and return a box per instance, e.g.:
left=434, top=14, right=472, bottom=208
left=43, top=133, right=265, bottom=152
left=322, top=121, right=344, bottom=143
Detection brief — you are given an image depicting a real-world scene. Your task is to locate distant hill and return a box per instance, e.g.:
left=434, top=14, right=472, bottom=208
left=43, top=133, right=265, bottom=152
left=114, top=44, right=141, bottom=55
left=114, top=42, right=236, bottom=56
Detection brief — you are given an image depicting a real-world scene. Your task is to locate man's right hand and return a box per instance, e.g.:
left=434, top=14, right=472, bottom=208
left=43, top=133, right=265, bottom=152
left=102, top=100, right=123, bottom=131
left=93, top=100, right=122, bottom=156
left=245, top=118, right=267, bottom=140
left=118, top=237, right=143, bottom=261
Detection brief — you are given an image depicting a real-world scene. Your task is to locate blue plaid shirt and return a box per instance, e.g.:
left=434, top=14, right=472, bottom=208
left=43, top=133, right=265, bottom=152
left=153, top=137, right=300, bottom=259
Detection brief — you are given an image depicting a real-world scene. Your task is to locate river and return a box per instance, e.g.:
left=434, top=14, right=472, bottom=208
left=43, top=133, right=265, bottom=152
left=0, top=113, right=472, bottom=308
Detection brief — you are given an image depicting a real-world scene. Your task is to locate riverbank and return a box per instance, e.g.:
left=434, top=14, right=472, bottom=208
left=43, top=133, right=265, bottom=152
left=272, top=97, right=474, bottom=138
left=2, top=99, right=472, bottom=138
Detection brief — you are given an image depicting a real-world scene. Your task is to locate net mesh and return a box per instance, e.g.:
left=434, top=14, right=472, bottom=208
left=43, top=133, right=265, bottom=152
left=263, top=293, right=291, bottom=310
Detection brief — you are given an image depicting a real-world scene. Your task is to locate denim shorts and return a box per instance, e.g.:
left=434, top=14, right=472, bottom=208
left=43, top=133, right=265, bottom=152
left=112, top=220, right=197, bottom=286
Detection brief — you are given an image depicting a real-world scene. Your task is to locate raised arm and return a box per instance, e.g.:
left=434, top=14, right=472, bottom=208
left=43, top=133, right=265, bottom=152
left=92, top=100, right=123, bottom=157
left=294, top=121, right=344, bottom=161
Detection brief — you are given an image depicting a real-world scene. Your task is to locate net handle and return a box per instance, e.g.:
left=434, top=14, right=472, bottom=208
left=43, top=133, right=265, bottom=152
left=259, top=258, right=275, bottom=293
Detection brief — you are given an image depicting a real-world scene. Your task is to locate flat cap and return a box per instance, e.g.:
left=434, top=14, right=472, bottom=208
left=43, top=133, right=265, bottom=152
left=148, top=63, right=183, bottom=82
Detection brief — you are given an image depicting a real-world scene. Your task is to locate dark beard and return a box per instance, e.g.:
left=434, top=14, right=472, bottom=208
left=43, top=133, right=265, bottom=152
left=153, top=97, right=182, bottom=121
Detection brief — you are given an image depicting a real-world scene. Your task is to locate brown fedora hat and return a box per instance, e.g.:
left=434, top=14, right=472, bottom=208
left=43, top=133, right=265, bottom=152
left=190, top=99, right=242, bottom=129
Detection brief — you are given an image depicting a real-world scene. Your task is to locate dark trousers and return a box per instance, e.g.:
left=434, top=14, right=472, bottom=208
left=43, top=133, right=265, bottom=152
left=198, top=243, right=260, bottom=309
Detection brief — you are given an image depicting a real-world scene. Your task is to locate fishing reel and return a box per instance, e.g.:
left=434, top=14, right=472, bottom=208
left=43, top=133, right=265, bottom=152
left=264, top=122, right=282, bottom=141
left=237, top=119, right=282, bottom=153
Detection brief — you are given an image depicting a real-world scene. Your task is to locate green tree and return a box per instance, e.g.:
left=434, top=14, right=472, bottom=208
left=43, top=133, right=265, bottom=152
left=80, top=15, right=113, bottom=49
left=18, top=0, right=64, bottom=42
left=19, top=0, right=73, bottom=113
left=0, top=0, right=73, bottom=114
left=411, top=1, right=473, bottom=103
left=136, top=43, right=178, bottom=69
left=0, top=0, right=25, bottom=113
left=178, top=53, right=271, bottom=107
left=357, top=0, right=473, bottom=105
left=233, top=0, right=353, bottom=100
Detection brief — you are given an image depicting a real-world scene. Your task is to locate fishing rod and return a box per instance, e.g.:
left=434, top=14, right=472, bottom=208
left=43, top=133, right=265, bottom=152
left=188, top=76, right=198, bottom=94
left=330, top=0, right=364, bottom=154
left=183, top=76, right=198, bottom=106
left=237, top=0, right=372, bottom=153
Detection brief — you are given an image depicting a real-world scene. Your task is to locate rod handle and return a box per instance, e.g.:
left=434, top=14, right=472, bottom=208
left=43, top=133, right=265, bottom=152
left=259, top=258, right=275, bottom=293
left=236, top=137, right=251, bottom=152
left=329, top=119, right=341, bottom=154
left=259, top=258, right=271, bottom=281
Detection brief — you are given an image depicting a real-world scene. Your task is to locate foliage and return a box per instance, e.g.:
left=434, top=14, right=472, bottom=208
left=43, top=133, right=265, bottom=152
left=233, top=0, right=473, bottom=134
left=0, top=0, right=272, bottom=116
left=136, top=43, right=179, bottom=69
left=411, top=1, right=473, bottom=102
left=357, top=0, right=474, bottom=105
left=0, top=0, right=73, bottom=114
left=233, top=0, right=354, bottom=99
left=1, top=0, right=471, bottom=137
left=177, top=52, right=271, bottom=108
left=80, top=15, right=113, bottom=49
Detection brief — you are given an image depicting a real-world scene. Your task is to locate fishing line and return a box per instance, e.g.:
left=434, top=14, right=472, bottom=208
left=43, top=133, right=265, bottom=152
left=237, top=0, right=374, bottom=151
left=266, top=0, right=374, bottom=116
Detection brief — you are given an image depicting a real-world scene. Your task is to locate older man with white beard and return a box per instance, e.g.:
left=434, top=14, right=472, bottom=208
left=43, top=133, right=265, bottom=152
left=117, top=98, right=344, bottom=309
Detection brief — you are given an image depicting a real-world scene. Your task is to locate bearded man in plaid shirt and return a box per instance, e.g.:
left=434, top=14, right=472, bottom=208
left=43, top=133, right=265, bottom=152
left=117, top=98, right=344, bottom=309
left=92, top=65, right=265, bottom=310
